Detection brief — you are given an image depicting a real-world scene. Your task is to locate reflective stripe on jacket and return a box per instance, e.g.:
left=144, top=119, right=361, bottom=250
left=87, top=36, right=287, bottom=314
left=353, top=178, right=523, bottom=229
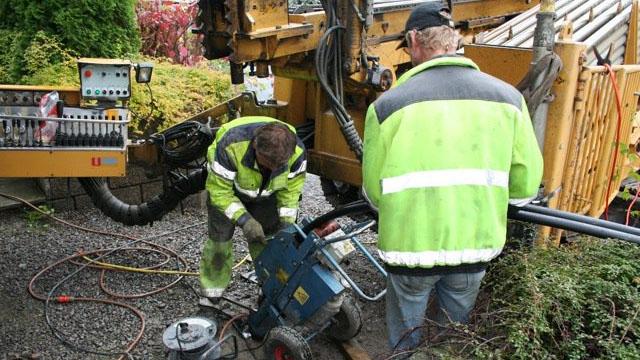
left=206, top=116, right=306, bottom=224
left=362, top=56, right=543, bottom=268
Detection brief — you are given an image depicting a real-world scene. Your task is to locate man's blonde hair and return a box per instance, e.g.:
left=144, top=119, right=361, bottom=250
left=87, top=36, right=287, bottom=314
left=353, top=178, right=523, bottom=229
left=411, top=25, right=460, bottom=52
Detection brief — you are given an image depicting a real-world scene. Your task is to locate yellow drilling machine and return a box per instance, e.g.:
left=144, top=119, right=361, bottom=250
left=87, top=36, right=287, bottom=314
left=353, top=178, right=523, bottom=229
left=1, top=0, right=640, bottom=246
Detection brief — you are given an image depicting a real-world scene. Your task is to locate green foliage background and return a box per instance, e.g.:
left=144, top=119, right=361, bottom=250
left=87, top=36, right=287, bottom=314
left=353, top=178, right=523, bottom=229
left=0, top=0, right=140, bottom=83
left=479, top=238, right=640, bottom=359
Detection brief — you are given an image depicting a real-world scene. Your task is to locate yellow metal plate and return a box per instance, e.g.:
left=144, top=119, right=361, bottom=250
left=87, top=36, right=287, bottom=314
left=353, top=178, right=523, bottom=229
left=293, top=286, right=309, bottom=305
left=0, top=149, right=126, bottom=177
left=276, top=267, right=289, bottom=284
left=464, top=44, right=533, bottom=86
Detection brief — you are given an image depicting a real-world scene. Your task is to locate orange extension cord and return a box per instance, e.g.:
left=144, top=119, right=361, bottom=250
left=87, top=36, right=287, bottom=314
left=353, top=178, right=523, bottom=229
left=0, top=192, right=198, bottom=360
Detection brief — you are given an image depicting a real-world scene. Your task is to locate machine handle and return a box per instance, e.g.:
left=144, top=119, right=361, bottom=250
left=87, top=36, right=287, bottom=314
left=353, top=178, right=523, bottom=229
left=318, top=220, right=387, bottom=302
left=317, top=220, right=376, bottom=246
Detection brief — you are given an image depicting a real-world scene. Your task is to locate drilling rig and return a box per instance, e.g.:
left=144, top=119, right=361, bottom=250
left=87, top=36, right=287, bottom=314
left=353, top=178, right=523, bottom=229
left=1, top=0, right=640, bottom=246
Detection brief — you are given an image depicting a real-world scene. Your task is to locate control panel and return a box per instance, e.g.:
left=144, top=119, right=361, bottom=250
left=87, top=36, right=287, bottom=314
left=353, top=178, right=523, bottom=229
left=79, top=58, right=132, bottom=101
left=0, top=57, right=150, bottom=178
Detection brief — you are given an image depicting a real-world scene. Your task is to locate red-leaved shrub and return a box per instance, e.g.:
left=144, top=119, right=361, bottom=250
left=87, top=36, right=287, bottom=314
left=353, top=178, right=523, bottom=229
left=136, top=0, right=203, bottom=66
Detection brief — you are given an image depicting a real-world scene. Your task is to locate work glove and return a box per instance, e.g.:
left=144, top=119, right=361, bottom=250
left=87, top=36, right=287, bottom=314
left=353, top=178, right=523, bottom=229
left=242, top=217, right=266, bottom=245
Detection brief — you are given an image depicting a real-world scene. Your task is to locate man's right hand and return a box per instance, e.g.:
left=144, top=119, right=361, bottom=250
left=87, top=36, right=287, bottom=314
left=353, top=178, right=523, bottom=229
left=241, top=217, right=266, bottom=245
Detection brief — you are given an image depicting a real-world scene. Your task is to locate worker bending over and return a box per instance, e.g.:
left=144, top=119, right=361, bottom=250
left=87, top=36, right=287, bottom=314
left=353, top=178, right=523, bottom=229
left=200, top=116, right=306, bottom=306
left=362, top=2, right=543, bottom=352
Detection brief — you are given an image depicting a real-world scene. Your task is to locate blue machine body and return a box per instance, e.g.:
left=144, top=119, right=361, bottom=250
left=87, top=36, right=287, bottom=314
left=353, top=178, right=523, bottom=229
left=247, top=225, right=344, bottom=339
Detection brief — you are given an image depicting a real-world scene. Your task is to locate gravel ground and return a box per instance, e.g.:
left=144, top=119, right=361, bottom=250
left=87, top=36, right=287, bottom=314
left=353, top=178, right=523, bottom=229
left=0, top=175, right=389, bottom=360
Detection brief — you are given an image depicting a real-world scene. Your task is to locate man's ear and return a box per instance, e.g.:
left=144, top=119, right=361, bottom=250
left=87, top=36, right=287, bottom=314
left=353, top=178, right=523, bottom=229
left=410, top=30, right=418, bottom=50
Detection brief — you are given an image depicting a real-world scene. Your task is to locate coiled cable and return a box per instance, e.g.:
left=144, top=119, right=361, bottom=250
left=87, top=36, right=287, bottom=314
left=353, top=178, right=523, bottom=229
left=149, top=121, right=214, bottom=168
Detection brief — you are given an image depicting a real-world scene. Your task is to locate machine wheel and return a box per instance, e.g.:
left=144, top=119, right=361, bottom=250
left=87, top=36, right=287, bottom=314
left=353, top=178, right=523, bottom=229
left=326, top=295, right=363, bottom=341
left=264, top=326, right=313, bottom=360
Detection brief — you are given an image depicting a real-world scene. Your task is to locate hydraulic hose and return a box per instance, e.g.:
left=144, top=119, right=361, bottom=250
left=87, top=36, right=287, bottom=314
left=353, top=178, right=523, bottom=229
left=78, top=167, right=207, bottom=226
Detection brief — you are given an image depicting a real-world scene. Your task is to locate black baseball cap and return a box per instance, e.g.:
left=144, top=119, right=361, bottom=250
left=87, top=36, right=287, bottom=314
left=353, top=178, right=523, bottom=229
left=397, top=2, right=454, bottom=49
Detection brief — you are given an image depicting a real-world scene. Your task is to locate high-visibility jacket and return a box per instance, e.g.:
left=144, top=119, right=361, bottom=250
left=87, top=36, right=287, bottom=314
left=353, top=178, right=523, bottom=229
left=206, top=116, right=306, bottom=225
left=362, top=56, right=543, bottom=269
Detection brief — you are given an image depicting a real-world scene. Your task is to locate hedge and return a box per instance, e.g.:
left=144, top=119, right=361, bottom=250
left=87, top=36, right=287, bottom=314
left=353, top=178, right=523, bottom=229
left=0, top=0, right=140, bottom=82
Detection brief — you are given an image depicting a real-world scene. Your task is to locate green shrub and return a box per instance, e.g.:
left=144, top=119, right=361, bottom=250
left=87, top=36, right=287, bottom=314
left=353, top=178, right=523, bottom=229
left=0, top=29, right=25, bottom=83
left=451, top=238, right=640, bottom=359
left=23, top=31, right=76, bottom=77
left=411, top=238, right=640, bottom=359
left=0, top=0, right=139, bottom=57
left=0, top=0, right=139, bottom=82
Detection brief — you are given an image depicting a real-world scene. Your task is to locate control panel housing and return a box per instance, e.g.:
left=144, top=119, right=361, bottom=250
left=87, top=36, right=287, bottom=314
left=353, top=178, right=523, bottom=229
left=78, top=58, right=132, bottom=101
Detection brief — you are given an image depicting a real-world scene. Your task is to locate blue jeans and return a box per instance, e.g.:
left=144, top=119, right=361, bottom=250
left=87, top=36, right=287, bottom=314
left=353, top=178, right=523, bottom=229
left=386, top=270, right=486, bottom=351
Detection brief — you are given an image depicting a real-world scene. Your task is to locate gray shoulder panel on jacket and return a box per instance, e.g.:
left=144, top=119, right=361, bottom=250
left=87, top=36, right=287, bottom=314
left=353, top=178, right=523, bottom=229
left=214, top=122, right=264, bottom=169
left=373, top=66, right=522, bottom=124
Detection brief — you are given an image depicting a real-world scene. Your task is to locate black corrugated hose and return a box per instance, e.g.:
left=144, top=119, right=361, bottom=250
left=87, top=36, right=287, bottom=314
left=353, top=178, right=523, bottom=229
left=78, top=121, right=214, bottom=226
left=78, top=167, right=207, bottom=226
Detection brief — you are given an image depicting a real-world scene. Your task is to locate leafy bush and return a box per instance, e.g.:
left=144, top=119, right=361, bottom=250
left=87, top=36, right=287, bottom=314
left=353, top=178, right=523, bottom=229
left=129, top=59, right=232, bottom=135
left=136, top=1, right=203, bottom=66
left=422, top=238, right=640, bottom=359
left=0, top=0, right=140, bottom=82
left=481, top=239, right=640, bottom=359
left=0, top=29, right=23, bottom=83
left=23, top=31, right=76, bottom=76
left=0, top=0, right=139, bottom=57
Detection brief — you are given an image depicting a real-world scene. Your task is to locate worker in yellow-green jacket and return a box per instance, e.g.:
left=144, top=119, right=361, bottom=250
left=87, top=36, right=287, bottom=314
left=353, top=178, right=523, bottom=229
left=199, top=116, right=306, bottom=307
left=362, top=2, right=543, bottom=353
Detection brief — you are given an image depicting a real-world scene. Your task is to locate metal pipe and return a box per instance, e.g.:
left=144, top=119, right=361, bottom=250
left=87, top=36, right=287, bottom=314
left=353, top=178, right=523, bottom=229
left=508, top=207, right=640, bottom=244
left=479, top=3, right=542, bottom=43
left=502, top=0, right=586, bottom=47
left=585, top=21, right=629, bottom=48
left=500, top=0, right=619, bottom=47
left=522, top=204, right=640, bottom=237
left=573, top=2, right=631, bottom=42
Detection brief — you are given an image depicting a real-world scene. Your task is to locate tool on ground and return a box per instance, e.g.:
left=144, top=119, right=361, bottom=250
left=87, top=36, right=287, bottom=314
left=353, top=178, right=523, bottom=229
left=162, top=317, right=237, bottom=360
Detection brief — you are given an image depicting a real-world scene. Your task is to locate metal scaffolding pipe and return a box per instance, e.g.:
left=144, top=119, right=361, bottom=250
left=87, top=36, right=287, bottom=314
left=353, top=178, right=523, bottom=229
left=477, top=0, right=635, bottom=66
left=503, top=0, right=600, bottom=47
left=573, top=2, right=631, bottom=42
